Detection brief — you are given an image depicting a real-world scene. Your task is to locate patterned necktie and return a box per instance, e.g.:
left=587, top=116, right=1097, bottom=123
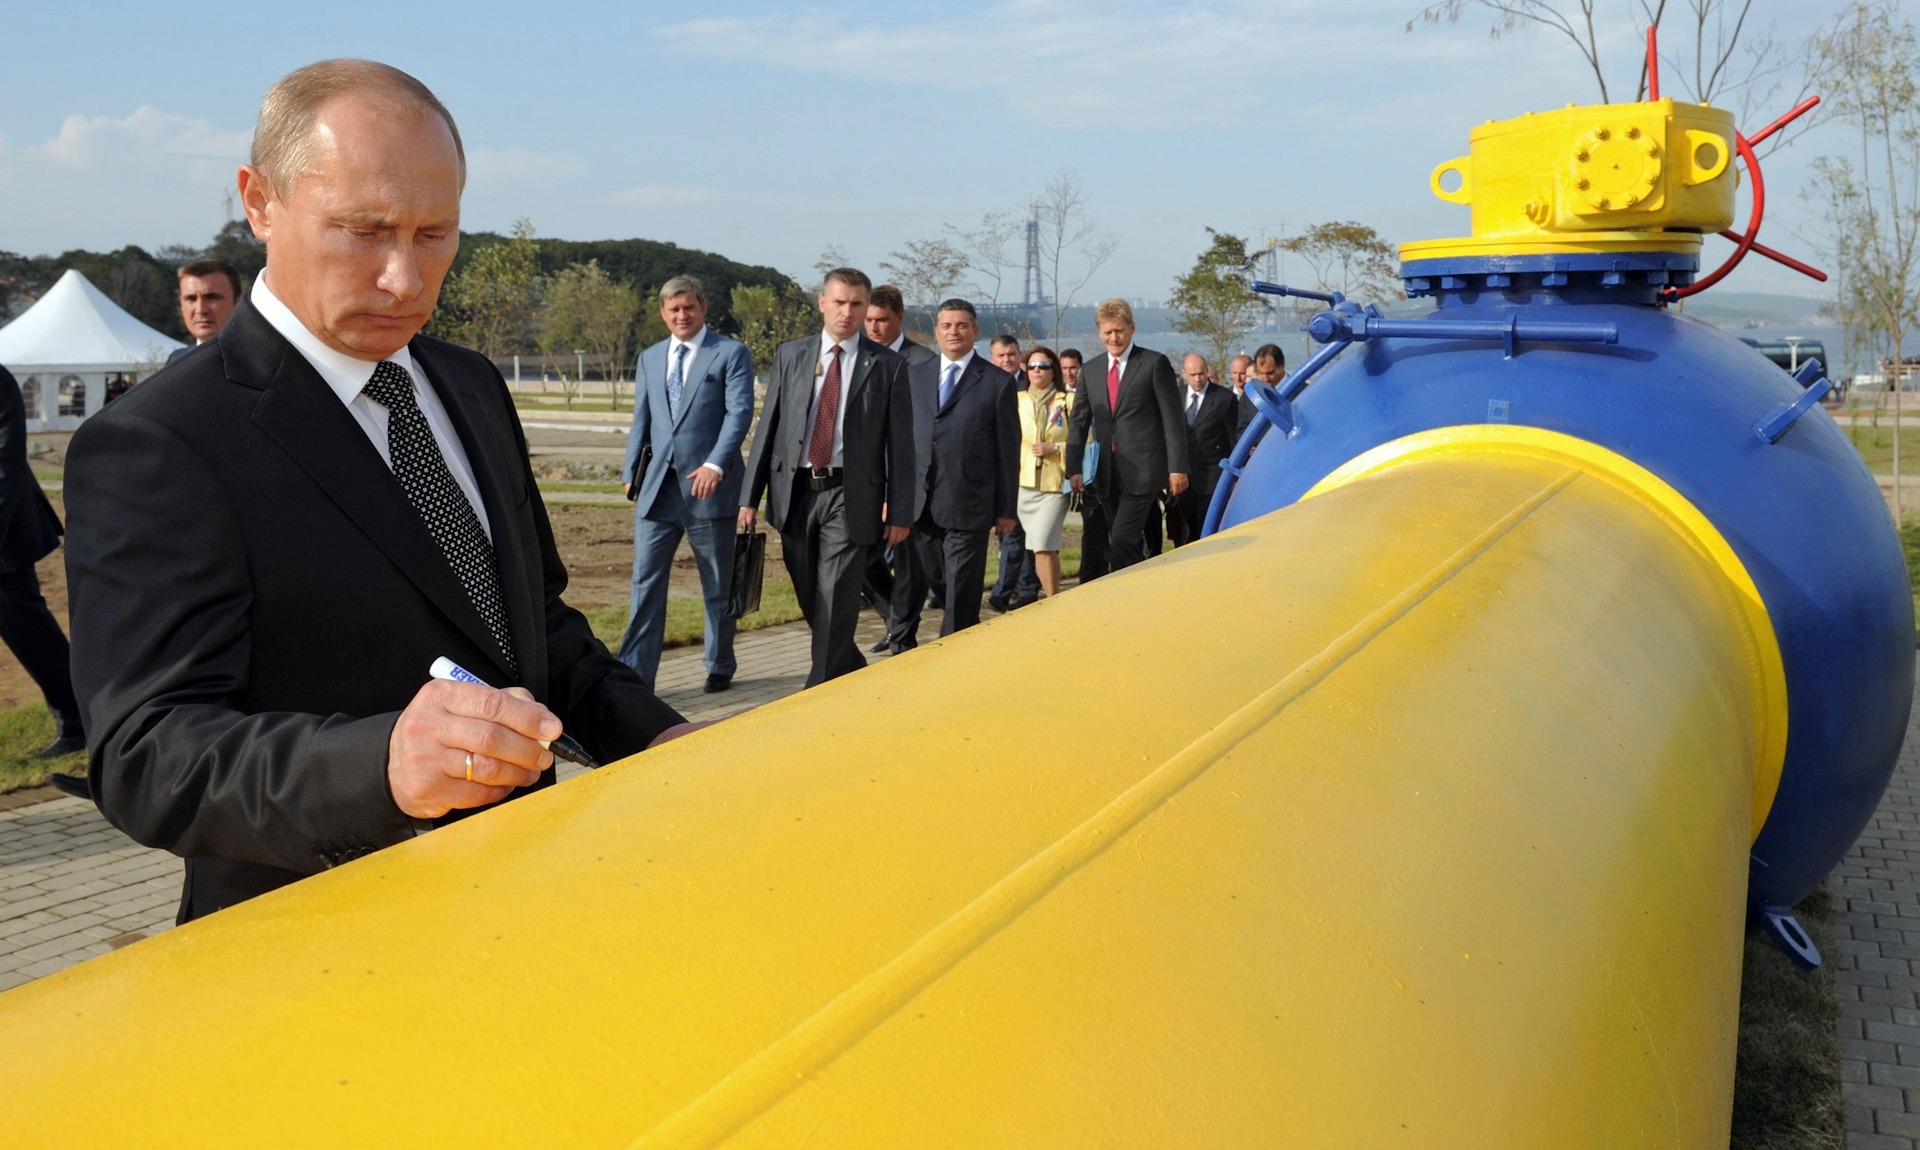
left=1107, top=357, right=1122, bottom=411
left=807, top=345, right=843, bottom=468
left=1187, top=389, right=1201, bottom=426
left=362, top=360, right=517, bottom=676
left=666, top=343, right=689, bottom=422
left=939, top=362, right=959, bottom=409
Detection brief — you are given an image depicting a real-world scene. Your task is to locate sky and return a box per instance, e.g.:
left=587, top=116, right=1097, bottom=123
left=0, top=0, right=1882, bottom=303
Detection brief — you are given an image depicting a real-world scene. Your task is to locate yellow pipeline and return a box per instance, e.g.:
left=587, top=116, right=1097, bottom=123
left=0, top=440, right=1778, bottom=1147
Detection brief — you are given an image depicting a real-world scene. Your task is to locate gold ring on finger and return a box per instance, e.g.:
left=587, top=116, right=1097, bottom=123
left=465, top=750, right=475, bottom=783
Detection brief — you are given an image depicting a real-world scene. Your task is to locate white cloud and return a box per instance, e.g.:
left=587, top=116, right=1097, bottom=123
left=0, top=106, right=246, bottom=254
left=32, top=106, right=249, bottom=169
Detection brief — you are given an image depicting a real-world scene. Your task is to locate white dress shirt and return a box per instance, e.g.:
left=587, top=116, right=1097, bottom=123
left=887, top=334, right=906, bottom=354
left=937, top=350, right=974, bottom=401
left=808, top=330, right=860, bottom=468
left=251, top=276, right=492, bottom=539
left=664, top=327, right=723, bottom=477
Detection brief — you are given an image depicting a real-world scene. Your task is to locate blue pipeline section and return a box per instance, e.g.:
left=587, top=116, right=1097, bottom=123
left=1206, top=260, right=1913, bottom=912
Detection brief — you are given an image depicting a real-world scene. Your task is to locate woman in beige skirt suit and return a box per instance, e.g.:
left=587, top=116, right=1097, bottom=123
left=1016, top=345, right=1071, bottom=599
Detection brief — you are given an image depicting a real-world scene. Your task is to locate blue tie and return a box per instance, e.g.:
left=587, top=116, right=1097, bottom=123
left=666, top=344, right=689, bottom=422
left=939, top=363, right=959, bottom=409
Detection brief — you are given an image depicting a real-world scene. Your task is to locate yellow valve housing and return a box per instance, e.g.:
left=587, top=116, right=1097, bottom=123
left=1400, top=97, right=1737, bottom=263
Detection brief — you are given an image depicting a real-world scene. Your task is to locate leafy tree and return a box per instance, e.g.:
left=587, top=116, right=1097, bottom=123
left=1280, top=222, right=1402, bottom=303
left=1169, top=230, right=1266, bottom=375
left=432, top=218, right=541, bottom=359
left=880, top=238, right=968, bottom=311
left=203, top=219, right=267, bottom=286
left=540, top=260, right=641, bottom=408
left=732, top=283, right=817, bottom=378
left=1807, top=1, right=1920, bottom=519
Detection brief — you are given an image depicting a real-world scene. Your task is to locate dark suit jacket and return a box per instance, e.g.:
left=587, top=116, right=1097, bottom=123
left=896, top=336, right=938, bottom=370
left=0, top=367, right=62, bottom=575
left=743, top=333, right=913, bottom=546
left=1183, top=383, right=1239, bottom=489
left=63, top=301, right=686, bottom=922
left=910, top=354, right=1018, bottom=532
left=1065, top=345, right=1189, bottom=497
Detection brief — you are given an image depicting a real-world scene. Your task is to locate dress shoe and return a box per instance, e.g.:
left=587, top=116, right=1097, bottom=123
left=1009, top=596, right=1038, bottom=611
left=48, top=773, right=90, bottom=798
left=869, top=638, right=893, bottom=654
left=890, top=642, right=916, bottom=656
left=703, top=673, right=733, bottom=693
left=37, top=735, right=84, bottom=759
left=987, top=593, right=1011, bottom=613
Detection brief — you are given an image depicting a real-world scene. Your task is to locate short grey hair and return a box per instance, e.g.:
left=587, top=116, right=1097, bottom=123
left=252, top=59, right=466, bottom=194
left=659, top=275, right=706, bottom=304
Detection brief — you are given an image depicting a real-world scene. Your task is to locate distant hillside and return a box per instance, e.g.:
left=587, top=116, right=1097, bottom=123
left=1, top=226, right=798, bottom=342
left=456, top=232, right=799, bottom=334
left=1672, top=291, right=1829, bottom=326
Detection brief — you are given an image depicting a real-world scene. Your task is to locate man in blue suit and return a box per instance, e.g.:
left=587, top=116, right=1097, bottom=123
left=619, top=276, right=755, bottom=692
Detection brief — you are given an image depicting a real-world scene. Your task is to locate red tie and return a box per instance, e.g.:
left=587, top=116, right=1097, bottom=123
left=1106, top=357, right=1121, bottom=410
left=807, top=345, right=843, bottom=468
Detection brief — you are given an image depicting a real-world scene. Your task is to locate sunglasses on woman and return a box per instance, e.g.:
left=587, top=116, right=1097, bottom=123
left=1026, top=362, right=1054, bottom=371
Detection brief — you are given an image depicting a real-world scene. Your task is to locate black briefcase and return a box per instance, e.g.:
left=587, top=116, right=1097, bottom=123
left=728, top=530, right=766, bottom=619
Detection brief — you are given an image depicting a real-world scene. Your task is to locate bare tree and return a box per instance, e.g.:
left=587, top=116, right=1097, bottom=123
left=812, top=244, right=850, bottom=288
left=945, top=210, right=1023, bottom=312
left=1031, top=171, right=1118, bottom=340
left=1808, top=1, right=1920, bottom=521
left=1410, top=0, right=1801, bottom=139
left=880, top=239, right=969, bottom=311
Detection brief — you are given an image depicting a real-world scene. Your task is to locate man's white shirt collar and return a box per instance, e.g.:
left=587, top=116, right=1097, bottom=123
left=669, top=326, right=708, bottom=361
left=251, top=275, right=416, bottom=406
left=939, top=349, right=974, bottom=376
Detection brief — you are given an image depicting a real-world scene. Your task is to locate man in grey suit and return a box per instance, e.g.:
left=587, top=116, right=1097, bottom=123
left=619, top=275, right=755, bottom=692
left=740, top=267, right=913, bottom=687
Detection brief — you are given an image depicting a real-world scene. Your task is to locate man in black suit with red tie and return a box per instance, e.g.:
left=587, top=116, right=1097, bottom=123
left=895, top=298, right=1017, bottom=638
left=1169, top=353, right=1239, bottom=547
left=740, top=268, right=913, bottom=687
left=1065, top=298, right=1189, bottom=573
left=63, top=60, right=686, bottom=923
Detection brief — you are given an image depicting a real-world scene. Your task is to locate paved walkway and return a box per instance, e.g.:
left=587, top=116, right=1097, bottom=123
left=1838, top=666, right=1920, bottom=1148
left=0, top=607, right=927, bottom=993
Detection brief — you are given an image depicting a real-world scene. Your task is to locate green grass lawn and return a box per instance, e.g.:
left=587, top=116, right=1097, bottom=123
left=512, top=396, right=630, bottom=414
left=1731, top=888, right=1844, bottom=1149
left=0, top=704, right=85, bottom=792
left=1844, top=424, right=1920, bottom=472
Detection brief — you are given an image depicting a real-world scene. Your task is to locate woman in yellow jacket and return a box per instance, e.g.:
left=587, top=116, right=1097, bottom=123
left=1016, top=345, right=1072, bottom=599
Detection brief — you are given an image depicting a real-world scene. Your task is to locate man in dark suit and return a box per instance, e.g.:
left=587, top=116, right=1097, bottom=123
left=1065, top=298, right=1189, bottom=574
left=986, top=334, right=1041, bottom=612
left=618, top=275, right=755, bottom=693
left=1059, top=348, right=1106, bottom=584
left=740, top=267, right=913, bottom=687
left=1169, top=353, right=1238, bottom=547
left=164, top=259, right=242, bottom=368
left=0, top=366, right=83, bottom=757
left=861, top=284, right=938, bottom=655
left=895, top=299, right=1017, bottom=638
left=63, top=60, right=686, bottom=924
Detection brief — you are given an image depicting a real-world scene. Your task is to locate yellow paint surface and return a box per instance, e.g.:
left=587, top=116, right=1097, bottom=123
left=1402, top=96, right=1738, bottom=262
left=0, top=452, right=1766, bottom=1148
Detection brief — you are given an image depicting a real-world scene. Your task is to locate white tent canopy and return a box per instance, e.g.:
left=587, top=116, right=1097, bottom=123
left=0, top=268, right=183, bottom=371
left=0, top=269, right=183, bottom=429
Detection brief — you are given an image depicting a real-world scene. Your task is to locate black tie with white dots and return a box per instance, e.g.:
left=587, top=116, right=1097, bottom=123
left=362, top=360, right=517, bottom=676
